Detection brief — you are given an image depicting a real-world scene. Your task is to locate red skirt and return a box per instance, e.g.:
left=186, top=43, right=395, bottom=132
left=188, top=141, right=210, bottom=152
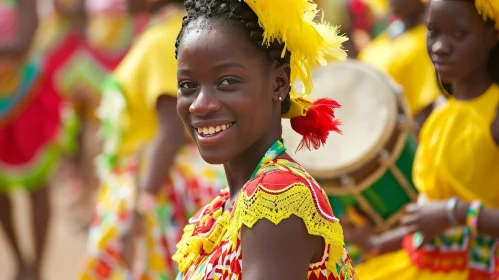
left=0, top=59, right=67, bottom=192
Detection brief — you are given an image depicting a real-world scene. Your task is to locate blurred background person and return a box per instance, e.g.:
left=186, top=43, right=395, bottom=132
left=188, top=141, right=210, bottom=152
left=357, top=0, right=440, bottom=130
left=0, top=0, right=70, bottom=279
left=78, top=0, right=227, bottom=279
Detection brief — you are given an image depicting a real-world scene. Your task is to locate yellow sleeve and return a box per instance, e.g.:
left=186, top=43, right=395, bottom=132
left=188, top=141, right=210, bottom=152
left=114, top=13, right=184, bottom=109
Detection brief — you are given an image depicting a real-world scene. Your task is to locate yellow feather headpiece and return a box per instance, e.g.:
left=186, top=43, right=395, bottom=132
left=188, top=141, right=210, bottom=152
left=422, top=0, right=499, bottom=30
left=475, top=0, right=499, bottom=29
left=239, top=0, right=348, bottom=119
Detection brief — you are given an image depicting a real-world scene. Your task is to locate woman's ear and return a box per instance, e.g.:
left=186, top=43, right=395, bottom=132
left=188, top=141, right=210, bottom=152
left=272, top=63, right=291, bottom=101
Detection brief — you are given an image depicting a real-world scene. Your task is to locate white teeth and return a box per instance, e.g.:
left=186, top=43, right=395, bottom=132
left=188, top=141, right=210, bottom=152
left=197, top=123, right=233, bottom=136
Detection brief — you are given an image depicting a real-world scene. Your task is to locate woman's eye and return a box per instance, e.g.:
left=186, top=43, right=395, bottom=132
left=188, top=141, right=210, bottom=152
left=179, top=81, right=197, bottom=89
left=218, top=78, right=239, bottom=87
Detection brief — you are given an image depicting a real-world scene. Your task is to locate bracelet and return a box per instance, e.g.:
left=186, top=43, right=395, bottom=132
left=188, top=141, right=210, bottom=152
left=368, top=236, right=380, bottom=256
left=466, top=200, right=483, bottom=236
left=446, top=197, right=458, bottom=225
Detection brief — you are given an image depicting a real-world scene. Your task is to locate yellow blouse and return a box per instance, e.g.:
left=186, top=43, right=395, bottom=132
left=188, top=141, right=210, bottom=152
left=112, top=10, right=183, bottom=156
left=358, top=24, right=440, bottom=116
left=413, top=83, right=499, bottom=207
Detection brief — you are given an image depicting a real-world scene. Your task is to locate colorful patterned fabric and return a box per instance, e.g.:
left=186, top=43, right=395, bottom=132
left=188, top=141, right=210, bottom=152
left=0, top=57, right=73, bottom=192
left=403, top=227, right=499, bottom=279
left=0, top=0, right=78, bottom=192
left=355, top=84, right=499, bottom=279
left=0, top=61, right=41, bottom=122
left=173, top=158, right=357, bottom=280
left=79, top=144, right=227, bottom=279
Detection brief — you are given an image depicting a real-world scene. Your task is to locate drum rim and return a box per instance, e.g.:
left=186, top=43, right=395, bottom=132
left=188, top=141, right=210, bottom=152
left=299, top=60, right=405, bottom=179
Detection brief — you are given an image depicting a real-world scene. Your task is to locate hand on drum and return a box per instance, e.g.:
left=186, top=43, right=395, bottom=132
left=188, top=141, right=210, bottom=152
left=400, top=199, right=450, bottom=249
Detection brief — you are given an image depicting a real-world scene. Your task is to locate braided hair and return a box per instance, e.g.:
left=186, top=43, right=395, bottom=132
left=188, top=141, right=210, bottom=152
left=175, top=0, right=292, bottom=114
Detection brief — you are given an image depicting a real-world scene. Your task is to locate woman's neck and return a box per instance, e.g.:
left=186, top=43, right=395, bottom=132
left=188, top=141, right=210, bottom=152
left=452, top=65, right=492, bottom=101
left=223, top=126, right=282, bottom=203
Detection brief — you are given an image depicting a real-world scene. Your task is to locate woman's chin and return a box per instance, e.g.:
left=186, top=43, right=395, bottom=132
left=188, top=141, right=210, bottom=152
left=197, top=148, right=230, bottom=166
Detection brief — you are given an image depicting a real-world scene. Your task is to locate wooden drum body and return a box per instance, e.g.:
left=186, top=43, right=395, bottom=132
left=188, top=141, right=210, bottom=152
left=282, top=60, right=418, bottom=232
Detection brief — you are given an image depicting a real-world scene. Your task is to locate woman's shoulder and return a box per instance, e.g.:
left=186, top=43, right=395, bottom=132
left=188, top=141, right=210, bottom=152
left=231, top=158, right=351, bottom=276
left=244, top=158, right=337, bottom=222
left=421, top=85, right=499, bottom=140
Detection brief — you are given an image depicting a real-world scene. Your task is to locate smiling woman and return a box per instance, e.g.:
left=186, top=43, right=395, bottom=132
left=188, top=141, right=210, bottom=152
left=171, top=0, right=357, bottom=279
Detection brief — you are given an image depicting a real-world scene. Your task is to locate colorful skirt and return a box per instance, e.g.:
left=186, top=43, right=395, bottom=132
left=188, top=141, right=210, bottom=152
left=0, top=59, right=73, bottom=192
left=355, top=227, right=499, bottom=280
left=79, top=144, right=227, bottom=279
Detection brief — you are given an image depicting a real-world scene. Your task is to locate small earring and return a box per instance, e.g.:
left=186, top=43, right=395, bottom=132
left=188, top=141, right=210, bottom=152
left=278, top=97, right=283, bottom=101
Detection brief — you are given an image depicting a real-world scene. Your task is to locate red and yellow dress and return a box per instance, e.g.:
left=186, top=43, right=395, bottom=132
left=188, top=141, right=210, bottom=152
left=173, top=157, right=357, bottom=280
left=0, top=0, right=69, bottom=191
left=356, top=84, right=499, bottom=279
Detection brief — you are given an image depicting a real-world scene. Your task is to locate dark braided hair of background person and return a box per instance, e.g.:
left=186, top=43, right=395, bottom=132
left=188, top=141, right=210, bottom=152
left=174, top=0, right=292, bottom=114
left=440, top=20, right=499, bottom=95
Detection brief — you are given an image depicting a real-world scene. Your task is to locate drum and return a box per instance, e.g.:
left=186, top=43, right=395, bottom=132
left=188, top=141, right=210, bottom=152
left=282, top=60, right=418, bottom=232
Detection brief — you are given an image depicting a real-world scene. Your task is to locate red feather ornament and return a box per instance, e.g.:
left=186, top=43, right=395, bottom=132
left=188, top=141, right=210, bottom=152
left=290, top=98, right=342, bottom=151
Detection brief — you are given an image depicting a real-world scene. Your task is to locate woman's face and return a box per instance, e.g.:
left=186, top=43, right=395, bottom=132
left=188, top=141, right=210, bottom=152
left=176, top=18, right=289, bottom=165
left=426, top=0, right=498, bottom=83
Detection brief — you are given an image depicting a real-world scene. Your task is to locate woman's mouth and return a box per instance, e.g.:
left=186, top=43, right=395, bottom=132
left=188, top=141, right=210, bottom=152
left=434, top=62, right=452, bottom=72
left=195, top=122, right=234, bottom=137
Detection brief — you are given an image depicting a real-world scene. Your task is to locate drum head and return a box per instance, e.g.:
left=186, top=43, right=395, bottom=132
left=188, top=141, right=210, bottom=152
left=283, top=60, right=401, bottom=179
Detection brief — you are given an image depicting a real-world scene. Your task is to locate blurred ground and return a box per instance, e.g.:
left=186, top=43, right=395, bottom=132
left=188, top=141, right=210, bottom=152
left=0, top=185, right=88, bottom=280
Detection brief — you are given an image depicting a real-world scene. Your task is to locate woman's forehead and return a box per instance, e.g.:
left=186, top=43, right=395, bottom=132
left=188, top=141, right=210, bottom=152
left=178, top=19, right=261, bottom=62
left=428, top=0, right=483, bottom=24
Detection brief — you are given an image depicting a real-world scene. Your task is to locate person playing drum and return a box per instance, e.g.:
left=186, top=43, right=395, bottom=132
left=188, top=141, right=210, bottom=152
left=352, top=0, right=499, bottom=279
left=358, top=0, right=440, bottom=130
left=171, top=0, right=358, bottom=279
